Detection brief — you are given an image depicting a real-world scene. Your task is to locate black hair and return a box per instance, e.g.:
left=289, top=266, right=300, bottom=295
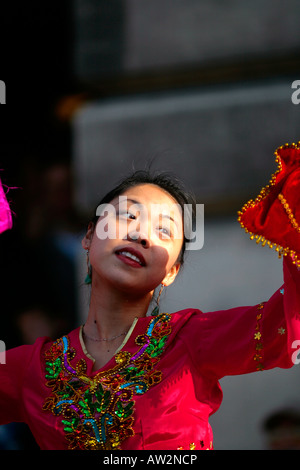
left=90, top=169, right=196, bottom=266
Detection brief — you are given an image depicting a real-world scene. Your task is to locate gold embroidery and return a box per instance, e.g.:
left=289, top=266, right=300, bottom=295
left=177, top=440, right=213, bottom=450
left=254, top=303, right=264, bottom=371
left=43, top=314, right=172, bottom=450
left=278, top=193, right=300, bottom=234
left=237, top=142, right=300, bottom=269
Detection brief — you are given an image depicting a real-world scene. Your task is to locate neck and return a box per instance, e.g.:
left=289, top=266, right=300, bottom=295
left=84, top=278, right=152, bottom=340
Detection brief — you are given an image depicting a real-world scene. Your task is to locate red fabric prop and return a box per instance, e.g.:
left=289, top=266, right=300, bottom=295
left=238, top=141, right=300, bottom=268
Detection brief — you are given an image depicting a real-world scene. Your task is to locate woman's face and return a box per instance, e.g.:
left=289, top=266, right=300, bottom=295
left=82, top=184, right=184, bottom=297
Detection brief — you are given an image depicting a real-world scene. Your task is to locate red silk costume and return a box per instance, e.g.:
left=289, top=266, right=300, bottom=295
left=0, top=142, right=300, bottom=450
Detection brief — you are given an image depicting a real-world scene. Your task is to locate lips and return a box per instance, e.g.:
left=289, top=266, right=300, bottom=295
left=115, top=246, right=146, bottom=267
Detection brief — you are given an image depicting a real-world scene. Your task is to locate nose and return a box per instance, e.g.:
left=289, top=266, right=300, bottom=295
left=127, top=230, right=150, bottom=248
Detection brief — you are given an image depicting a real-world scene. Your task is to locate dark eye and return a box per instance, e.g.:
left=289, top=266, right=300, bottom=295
left=119, top=211, right=136, bottom=220
left=158, top=226, right=172, bottom=238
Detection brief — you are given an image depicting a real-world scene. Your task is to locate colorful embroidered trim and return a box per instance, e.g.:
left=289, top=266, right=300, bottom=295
left=43, top=313, right=171, bottom=450
left=237, top=142, right=300, bottom=269
left=253, top=303, right=264, bottom=371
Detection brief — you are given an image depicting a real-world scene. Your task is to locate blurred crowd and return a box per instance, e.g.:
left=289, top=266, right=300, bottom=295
left=1, top=157, right=85, bottom=348
left=0, top=154, right=87, bottom=448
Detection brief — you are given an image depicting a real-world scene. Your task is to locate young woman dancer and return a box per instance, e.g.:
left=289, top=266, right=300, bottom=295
left=0, top=141, right=300, bottom=450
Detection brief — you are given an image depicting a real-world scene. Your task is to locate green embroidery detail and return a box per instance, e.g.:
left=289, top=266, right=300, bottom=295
left=43, top=313, right=171, bottom=450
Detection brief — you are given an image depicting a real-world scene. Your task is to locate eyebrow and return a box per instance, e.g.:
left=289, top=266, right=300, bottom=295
left=126, top=198, right=142, bottom=206
left=113, top=197, right=180, bottom=227
left=112, top=198, right=141, bottom=207
left=159, top=213, right=177, bottom=225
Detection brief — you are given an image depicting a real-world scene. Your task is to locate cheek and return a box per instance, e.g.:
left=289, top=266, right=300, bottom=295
left=168, top=239, right=184, bottom=265
left=151, top=244, right=180, bottom=277
left=89, top=235, right=111, bottom=265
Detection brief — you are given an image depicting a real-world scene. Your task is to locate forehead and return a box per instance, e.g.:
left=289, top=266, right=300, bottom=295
left=119, top=183, right=178, bottom=205
left=110, top=184, right=183, bottom=224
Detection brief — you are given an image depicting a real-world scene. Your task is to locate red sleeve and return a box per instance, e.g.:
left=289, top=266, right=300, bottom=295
left=186, top=141, right=300, bottom=379
left=0, top=338, right=46, bottom=425
left=183, top=257, right=300, bottom=379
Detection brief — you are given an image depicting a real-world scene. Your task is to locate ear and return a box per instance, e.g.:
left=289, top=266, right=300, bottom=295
left=81, top=222, right=95, bottom=250
left=161, top=262, right=180, bottom=287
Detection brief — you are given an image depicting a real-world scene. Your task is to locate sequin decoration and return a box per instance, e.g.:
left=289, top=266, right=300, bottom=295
left=177, top=441, right=213, bottom=450
left=237, top=142, right=300, bottom=269
left=43, top=313, right=172, bottom=450
left=278, top=327, right=286, bottom=335
left=253, top=303, right=264, bottom=371
left=278, top=193, right=300, bottom=235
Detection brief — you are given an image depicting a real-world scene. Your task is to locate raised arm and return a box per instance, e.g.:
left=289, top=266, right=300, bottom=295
left=183, top=142, right=300, bottom=379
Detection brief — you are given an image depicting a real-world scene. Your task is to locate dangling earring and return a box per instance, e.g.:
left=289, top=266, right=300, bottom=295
left=151, top=284, right=165, bottom=316
left=84, top=249, right=92, bottom=285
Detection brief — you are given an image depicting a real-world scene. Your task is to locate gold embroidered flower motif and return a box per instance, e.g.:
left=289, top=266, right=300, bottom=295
left=253, top=303, right=264, bottom=371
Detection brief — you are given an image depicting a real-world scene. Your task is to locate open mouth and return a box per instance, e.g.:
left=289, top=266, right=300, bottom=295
left=115, top=248, right=146, bottom=267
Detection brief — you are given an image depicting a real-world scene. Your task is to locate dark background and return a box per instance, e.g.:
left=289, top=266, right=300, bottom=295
left=1, top=0, right=300, bottom=450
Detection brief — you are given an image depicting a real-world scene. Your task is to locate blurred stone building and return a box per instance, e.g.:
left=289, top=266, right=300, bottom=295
left=70, top=0, right=300, bottom=449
